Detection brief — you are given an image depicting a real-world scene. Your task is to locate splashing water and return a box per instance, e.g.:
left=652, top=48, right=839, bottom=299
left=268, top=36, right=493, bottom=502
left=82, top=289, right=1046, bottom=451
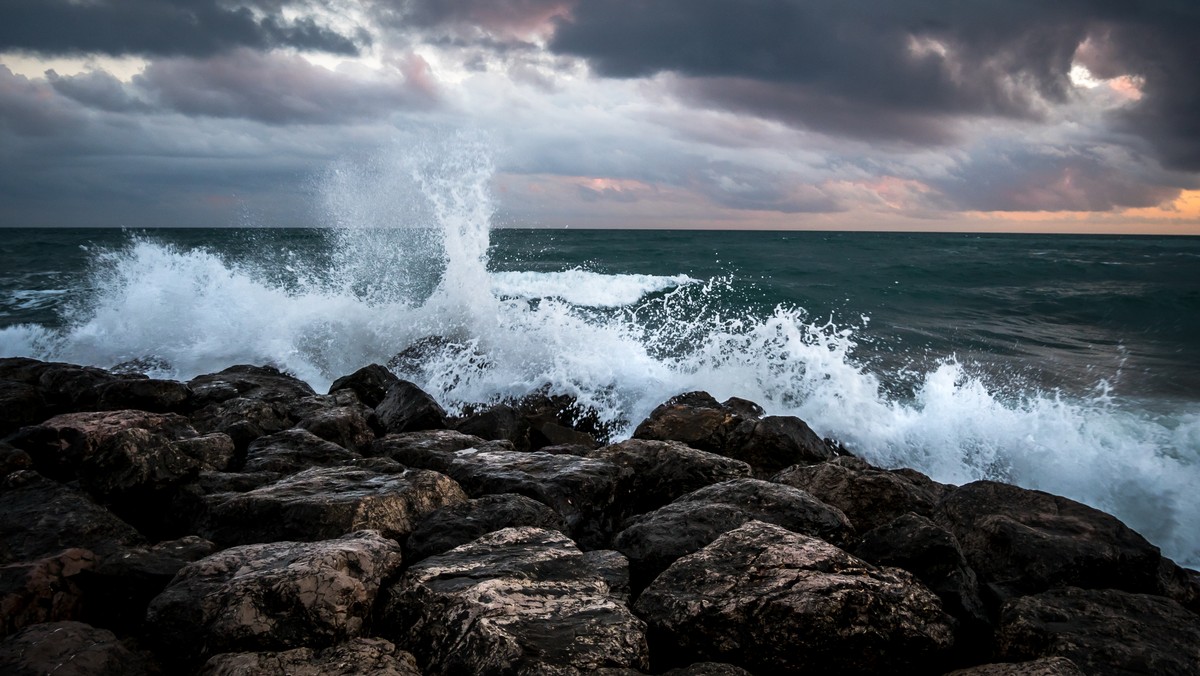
left=2, top=135, right=1198, bottom=567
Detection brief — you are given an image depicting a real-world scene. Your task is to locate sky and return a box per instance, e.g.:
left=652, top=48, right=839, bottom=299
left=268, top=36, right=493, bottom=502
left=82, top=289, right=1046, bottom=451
left=2, top=0, right=1199, bottom=233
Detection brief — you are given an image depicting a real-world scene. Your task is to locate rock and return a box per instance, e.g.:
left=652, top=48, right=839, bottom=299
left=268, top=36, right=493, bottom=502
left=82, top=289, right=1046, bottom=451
left=423, top=447, right=629, bottom=550
left=9, top=409, right=197, bottom=481
left=0, top=549, right=95, bottom=636
left=454, top=403, right=528, bottom=448
left=77, top=426, right=199, bottom=508
left=583, top=549, right=634, bottom=605
left=187, top=364, right=316, bottom=406
left=78, top=536, right=217, bottom=635
left=725, top=415, right=836, bottom=475
left=201, top=638, right=421, bottom=676
left=944, top=657, right=1086, bottom=676
left=296, top=406, right=375, bottom=452
left=94, top=378, right=193, bottom=413
left=192, top=469, right=283, bottom=494
left=633, top=391, right=742, bottom=452
left=369, top=429, right=497, bottom=469
left=375, top=380, right=449, bottom=434
left=382, top=527, right=649, bottom=675
left=853, top=513, right=990, bottom=645
left=189, top=397, right=293, bottom=452
left=405, top=493, right=568, bottom=563
left=995, top=586, right=1200, bottom=676
left=934, top=480, right=1164, bottom=599
left=0, top=471, right=145, bottom=564
left=1157, top=559, right=1200, bottom=614
left=588, top=439, right=751, bottom=520
left=0, top=441, right=33, bottom=476
left=636, top=521, right=955, bottom=675
left=613, top=478, right=854, bottom=590
left=242, top=428, right=362, bottom=474
left=34, top=363, right=122, bottom=411
left=772, top=456, right=940, bottom=532
left=664, top=665, right=755, bottom=676
left=516, top=390, right=614, bottom=448
left=0, top=621, right=156, bottom=676
left=201, top=466, right=467, bottom=546
left=146, top=531, right=403, bottom=664
left=0, top=379, right=50, bottom=437
left=328, top=364, right=400, bottom=409
left=171, top=433, right=236, bottom=471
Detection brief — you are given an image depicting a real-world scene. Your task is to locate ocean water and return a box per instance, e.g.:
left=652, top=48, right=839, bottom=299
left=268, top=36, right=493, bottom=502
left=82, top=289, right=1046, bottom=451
left=2, top=140, right=1199, bottom=567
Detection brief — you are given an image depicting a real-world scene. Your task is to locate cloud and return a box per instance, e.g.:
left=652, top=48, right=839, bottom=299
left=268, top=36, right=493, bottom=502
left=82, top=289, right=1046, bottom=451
left=47, top=69, right=152, bottom=113
left=0, top=65, right=85, bottom=136
left=0, top=0, right=363, bottom=58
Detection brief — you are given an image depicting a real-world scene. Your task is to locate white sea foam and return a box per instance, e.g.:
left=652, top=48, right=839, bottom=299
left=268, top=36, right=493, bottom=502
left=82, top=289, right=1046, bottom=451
left=1, top=136, right=1197, bottom=567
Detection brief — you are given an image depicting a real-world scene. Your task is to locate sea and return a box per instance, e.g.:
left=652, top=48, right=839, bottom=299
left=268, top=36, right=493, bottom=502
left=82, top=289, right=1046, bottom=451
left=2, top=140, right=1198, bottom=567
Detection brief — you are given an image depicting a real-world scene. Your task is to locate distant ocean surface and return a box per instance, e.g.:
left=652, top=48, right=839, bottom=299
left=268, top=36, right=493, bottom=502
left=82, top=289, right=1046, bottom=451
left=2, top=142, right=1198, bottom=568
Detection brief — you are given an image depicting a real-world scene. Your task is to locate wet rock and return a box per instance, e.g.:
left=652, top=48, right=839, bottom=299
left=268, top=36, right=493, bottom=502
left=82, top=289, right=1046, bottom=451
left=35, top=363, right=122, bottom=412
left=94, top=378, right=193, bottom=413
left=772, top=456, right=941, bottom=532
left=201, top=638, right=421, bottom=676
left=328, top=364, right=400, bottom=409
left=171, top=432, right=236, bottom=471
left=1157, top=559, right=1200, bottom=614
left=0, top=549, right=95, bottom=636
left=296, top=406, right=375, bottom=452
left=517, top=390, right=614, bottom=448
left=187, top=364, right=316, bottom=406
left=78, top=536, right=217, bottom=635
left=613, top=478, right=854, bottom=590
left=405, top=493, right=567, bottom=563
left=725, top=415, right=836, bottom=475
left=370, top=429, right=498, bottom=469
left=588, top=439, right=751, bottom=520
left=375, top=380, right=449, bottom=434
left=636, top=521, right=955, bottom=675
left=0, top=621, right=156, bottom=676
left=935, top=480, right=1164, bottom=599
left=664, top=664, right=755, bottom=676
left=201, top=466, right=467, bottom=546
left=454, top=402, right=528, bottom=448
left=78, top=427, right=199, bottom=504
left=633, top=391, right=742, bottom=452
left=147, top=531, right=403, bottom=664
left=944, top=657, right=1086, bottom=676
left=583, top=549, right=634, bottom=605
left=0, top=441, right=33, bottom=476
left=0, top=471, right=145, bottom=564
left=382, top=527, right=649, bottom=675
left=0, top=380, right=50, bottom=437
left=854, top=513, right=990, bottom=645
left=242, top=428, right=362, bottom=474
left=422, top=447, right=629, bottom=549
left=189, top=397, right=293, bottom=453
left=995, top=586, right=1200, bottom=676
left=192, top=469, right=283, bottom=494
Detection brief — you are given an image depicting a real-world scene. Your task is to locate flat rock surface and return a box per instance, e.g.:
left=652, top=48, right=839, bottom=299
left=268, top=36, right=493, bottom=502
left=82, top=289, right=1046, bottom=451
left=944, top=657, right=1086, bottom=676
left=405, top=493, right=568, bottom=563
left=635, top=521, right=955, bottom=675
left=241, top=428, right=363, bottom=474
left=147, top=531, right=403, bottom=663
left=369, top=429, right=492, bottom=470
left=0, top=621, right=155, bottom=676
left=995, top=586, right=1200, bottom=676
left=772, top=456, right=940, bottom=532
left=383, top=526, right=648, bottom=675
left=201, top=466, right=467, bottom=546
left=201, top=638, right=421, bottom=676
left=588, top=439, right=751, bottom=520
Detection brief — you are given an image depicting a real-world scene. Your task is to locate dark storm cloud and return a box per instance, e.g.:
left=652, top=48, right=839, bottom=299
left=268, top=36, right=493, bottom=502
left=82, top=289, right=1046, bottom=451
left=0, top=0, right=362, bottom=57
left=0, top=66, right=85, bottom=136
left=47, top=70, right=152, bottom=114
left=379, top=0, right=570, bottom=38
left=550, top=0, right=1200, bottom=166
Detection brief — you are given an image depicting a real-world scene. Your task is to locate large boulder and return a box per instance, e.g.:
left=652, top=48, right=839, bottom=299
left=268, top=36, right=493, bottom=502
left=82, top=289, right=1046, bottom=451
left=634, top=521, right=955, bottom=675
left=374, top=380, right=448, bottom=434
left=0, top=379, right=50, bottom=437
left=93, top=377, right=193, bottom=413
left=382, top=527, right=649, bottom=675
left=146, top=531, right=403, bottom=664
left=995, top=586, right=1200, bottom=676
left=189, top=397, right=294, bottom=453
left=77, top=427, right=200, bottom=525
left=201, top=466, right=467, bottom=546
left=944, top=658, right=1086, bottom=676
left=454, top=403, right=528, bottom=448
left=369, top=429, right=493, bottom=469
left=241, top=428, right=362, bottom=474
left=405, top=493, right=568, bottom=563
left=0, top=549, right=95, bottom=636
left=588, top=439, right=752, bottom=521
left=201, top=638, right=421, bottom=676
left=0, top=471, right=145, bottom=564
left=328, top=364, right=400, bottom=409
left=187, top=364, right=316, bottom=406
left=296, top=406, right=376, bottom=452
left=934, top=480, right=1164, bottom=599
left=0, top=621, right=156, bottom=676
left=632, top=391, right=744, bottom=452
left=772, top=456, right=941, bottom=532
left=613, top=478, right=854, bottom=590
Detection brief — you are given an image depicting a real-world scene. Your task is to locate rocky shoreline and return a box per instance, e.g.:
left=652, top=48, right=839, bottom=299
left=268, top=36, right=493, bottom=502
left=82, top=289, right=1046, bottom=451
left=1, top=358, right=1197, bottom=675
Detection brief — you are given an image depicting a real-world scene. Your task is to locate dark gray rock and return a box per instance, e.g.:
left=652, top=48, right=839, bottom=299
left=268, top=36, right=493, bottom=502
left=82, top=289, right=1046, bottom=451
left=201, top=466, right=467, bottom=546
left=382, top=527, right=648, bottom=675
left=187, top=364, right=316, bottom=406
left=296, top=405, right=375, bottom=452
left=189, top=397, right=293, bottom=452
left=0, top=379, right=50, bottom=437
left=242, top=428, right=362, bottom=474
left=147, top=531, right=403, bottom=664
left=0, top=441, right=33, bottom=476
left=613, top=478, right=854, bottom=590
left=94, top=377, right=193, bottom=413
left=632, top=391, right=743, bottom=453
left=944, top=657, right=1086, bottom=676
left=375, top=380, right=448, bottom=434
left=516, top=390, right=613, bottom=449
left=454, top=402, right=527, bottom=448
left=664, top=664, right=755, bottom=676
left=329, top=364, right=400, bottom=409
left=935, top=480, right=1164, bottom=599
left=0, top=621, right=156, bottom=676
left=78, top=427, right=199, bottom=503
left=369, top=429, right=493, bottom=469
left=405, top=493, right=567, bottom=563
left=635, top=521, right=955, bottom=675
left=0, top=471, right=145, bottom=564
left=0, top=548, right=95, bottom=636
left=772, top=456, right=941, bottom=532
left=201, top=638, right=422, bottom=676
left=588, top=439, right=751, bottom=521
left=171, top=432, right=236, bottom=471
left=995, top=586, right=1200, bottom=676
